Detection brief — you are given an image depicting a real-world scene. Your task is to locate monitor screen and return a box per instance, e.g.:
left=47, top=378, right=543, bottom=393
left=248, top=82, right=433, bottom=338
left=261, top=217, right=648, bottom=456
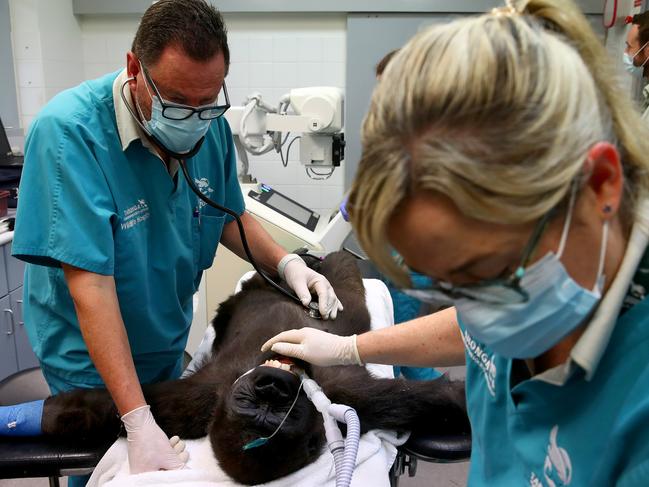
left=266, top=192, right=312, bottom=226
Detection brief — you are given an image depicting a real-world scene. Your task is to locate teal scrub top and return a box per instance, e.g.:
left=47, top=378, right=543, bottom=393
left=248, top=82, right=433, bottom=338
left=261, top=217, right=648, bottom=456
left=461, top=252, right=649, bottom=486
left=12, top=71, right=245, bottom=387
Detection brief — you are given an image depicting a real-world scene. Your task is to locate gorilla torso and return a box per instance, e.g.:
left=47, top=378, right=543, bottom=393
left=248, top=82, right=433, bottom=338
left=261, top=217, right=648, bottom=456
left=41, top=252, right=468, bottom=485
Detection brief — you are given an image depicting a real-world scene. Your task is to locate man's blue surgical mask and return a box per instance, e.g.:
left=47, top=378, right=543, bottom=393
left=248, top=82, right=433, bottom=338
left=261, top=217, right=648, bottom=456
left=623, top=41, right=649, bottom=78
left=455, top=188, right=609, bottom=359
left=136, top=68, right=212, bottom=155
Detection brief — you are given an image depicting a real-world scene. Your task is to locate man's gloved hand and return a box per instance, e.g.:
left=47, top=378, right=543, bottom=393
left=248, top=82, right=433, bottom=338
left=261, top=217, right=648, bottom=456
left=121, top=405, right=189, bottom=474
left=261, top=327, right=362, bottom=366
left=278, top=254, right=344, bottom=320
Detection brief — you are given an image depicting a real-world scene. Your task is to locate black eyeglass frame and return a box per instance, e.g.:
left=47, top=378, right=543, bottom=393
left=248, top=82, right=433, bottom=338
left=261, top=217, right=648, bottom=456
left=141, top=63, right=230, bottom=121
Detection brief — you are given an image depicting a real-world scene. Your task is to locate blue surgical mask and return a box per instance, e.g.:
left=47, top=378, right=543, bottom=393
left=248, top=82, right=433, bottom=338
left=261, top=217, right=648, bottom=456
left=623, top=42, right=649, bottom=77
left=136, top=72, right=211, bottom=155
left=455, top=190, right=609, bottom=359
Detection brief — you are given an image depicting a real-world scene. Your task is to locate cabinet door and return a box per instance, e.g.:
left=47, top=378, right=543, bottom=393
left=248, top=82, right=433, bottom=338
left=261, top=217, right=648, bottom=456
left=0, top=295, right=18, bottom=382
left=11, top=287, right=39, bottom=371
left=0, top=244, right=8, bottom=298
left=4, top=242, right=25, bottom=292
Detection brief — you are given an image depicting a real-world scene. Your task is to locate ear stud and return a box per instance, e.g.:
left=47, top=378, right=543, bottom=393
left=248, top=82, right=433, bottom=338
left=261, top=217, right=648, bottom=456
left=603, top=204, right=613, bottom=214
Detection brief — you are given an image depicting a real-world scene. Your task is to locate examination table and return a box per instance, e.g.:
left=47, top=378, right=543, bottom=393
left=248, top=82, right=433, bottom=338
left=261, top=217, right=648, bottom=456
left=0, top=369, right=469, bottom=486
left=0, top=367, right=112, bottom=486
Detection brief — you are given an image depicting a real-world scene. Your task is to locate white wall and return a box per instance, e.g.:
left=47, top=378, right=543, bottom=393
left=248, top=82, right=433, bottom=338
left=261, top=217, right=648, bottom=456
left=10, top=0, right=84, bottom=133
left=10, top=8, right=348, bottom=214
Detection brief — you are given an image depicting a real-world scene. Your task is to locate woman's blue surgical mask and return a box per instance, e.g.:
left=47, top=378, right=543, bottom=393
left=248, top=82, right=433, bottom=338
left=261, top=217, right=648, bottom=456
left=136, top=68, right=212, bottom=155
left=455, top=188, right=609, bottom=359
left=623, top=41, right=649, bottom=77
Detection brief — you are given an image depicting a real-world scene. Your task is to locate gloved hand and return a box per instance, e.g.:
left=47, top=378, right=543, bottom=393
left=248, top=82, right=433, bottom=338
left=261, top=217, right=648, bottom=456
left=261, top=327, right=362, bottom=366
left=121, top=405, right=189, bottom=474
left=278, top=254, right=344, bottom=320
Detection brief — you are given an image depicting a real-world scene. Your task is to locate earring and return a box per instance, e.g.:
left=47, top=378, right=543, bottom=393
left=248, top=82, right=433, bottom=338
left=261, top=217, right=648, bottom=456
left=603, top=204, right=613, bottom=214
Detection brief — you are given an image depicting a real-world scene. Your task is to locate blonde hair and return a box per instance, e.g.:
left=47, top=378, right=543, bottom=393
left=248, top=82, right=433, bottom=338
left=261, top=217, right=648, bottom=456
left=348, top=0, right=649, bottom=286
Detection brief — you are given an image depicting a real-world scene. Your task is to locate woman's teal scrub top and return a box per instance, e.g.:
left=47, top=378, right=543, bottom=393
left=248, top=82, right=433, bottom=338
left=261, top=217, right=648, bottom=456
left=462, top=219, right=649, bottom=487
left=12, top=70, right=245, bottom=387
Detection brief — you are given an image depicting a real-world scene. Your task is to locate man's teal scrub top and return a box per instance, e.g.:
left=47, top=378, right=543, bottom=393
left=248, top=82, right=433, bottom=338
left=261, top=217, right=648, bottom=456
left=12, top=70, right=245, bottom=388
left=460, top=215, right=649, bottom=487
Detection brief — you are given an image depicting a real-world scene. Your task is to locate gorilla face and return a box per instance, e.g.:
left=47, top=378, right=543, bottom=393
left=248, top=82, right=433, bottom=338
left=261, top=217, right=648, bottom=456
left=209, top=358, right=325, bottom=485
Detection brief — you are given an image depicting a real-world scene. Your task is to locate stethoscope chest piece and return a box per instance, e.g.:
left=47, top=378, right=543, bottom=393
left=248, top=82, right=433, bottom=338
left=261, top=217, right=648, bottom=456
left=306, top=301, right=322, bottom=320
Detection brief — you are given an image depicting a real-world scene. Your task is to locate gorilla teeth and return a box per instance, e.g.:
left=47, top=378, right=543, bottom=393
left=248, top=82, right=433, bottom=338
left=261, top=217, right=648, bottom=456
left=263, top=359, right=292, bottom=372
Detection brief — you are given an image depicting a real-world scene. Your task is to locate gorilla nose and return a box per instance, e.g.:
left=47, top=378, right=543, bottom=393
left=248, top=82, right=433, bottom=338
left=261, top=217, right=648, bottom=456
left=252, top=367, right=299, bottom=402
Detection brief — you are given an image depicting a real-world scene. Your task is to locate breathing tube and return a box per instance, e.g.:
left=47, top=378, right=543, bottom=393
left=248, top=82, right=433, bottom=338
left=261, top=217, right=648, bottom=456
left=119, top=78, right=310, bottom=310
left=300, top=371, right=360, bottom=487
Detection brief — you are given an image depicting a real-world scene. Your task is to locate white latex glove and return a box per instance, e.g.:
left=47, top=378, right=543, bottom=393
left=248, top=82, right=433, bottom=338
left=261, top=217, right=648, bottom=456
left=278, top=254, right=344, bottom=320
left=261, top=327, right=362, bottom=366
left=121, top=405, right=189, bottom=474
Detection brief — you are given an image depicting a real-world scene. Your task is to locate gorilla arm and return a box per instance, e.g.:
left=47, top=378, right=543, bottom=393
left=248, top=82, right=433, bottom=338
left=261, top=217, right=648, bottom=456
left=316, top=366, right=469, bottom=435
left=40, top=364, right=221, bottom=441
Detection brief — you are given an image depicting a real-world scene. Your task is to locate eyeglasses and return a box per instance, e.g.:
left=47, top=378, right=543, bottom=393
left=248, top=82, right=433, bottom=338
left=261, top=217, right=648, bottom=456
left=141, top=64, right=230, bottom=121
left=397, top=209, right=554, bottom=305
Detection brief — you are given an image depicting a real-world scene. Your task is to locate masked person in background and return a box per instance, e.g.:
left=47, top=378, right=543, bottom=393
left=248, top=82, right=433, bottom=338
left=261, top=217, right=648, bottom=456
left=12, top=0, right=341, bottom=482
left=625, top=11, right=649, bottom=121
left=263, top=0, right=649, bottom=484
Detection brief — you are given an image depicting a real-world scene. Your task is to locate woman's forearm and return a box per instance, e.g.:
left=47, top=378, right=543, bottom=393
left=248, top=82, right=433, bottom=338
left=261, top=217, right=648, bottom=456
left=356, top=307, right=465, bottom=367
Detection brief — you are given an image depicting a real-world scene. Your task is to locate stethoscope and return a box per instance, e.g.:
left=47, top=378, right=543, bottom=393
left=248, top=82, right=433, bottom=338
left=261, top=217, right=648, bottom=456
left=120, top=77, right=322, bottom=319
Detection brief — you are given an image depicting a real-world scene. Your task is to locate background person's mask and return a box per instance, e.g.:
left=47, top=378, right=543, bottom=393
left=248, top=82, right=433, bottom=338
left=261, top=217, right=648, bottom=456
left=623, top=41, right=649, bottom=78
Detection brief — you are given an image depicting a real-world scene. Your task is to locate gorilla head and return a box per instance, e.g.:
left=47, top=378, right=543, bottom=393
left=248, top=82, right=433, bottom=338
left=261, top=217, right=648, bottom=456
left=209, top=357, right=325, bottom=484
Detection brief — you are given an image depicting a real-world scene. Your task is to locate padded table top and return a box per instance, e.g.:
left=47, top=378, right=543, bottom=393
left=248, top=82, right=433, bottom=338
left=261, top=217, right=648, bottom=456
left=401, top=430, right=472, bottom=463
left=0, top=436, right=112, bottom=478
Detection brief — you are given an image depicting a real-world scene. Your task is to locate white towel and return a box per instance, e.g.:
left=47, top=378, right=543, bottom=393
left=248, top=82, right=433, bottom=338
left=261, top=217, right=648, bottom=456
left=88, top=278, right=405, bottom=487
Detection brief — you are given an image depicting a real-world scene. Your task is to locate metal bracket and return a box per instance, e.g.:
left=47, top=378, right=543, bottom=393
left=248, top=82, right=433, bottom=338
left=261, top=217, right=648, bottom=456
left=15, top=299, right=23, bottom=326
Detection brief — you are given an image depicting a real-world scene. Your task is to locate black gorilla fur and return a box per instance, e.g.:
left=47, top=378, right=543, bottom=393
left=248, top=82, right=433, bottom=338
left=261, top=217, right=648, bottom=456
left=39, top=251, right=469, bottom=485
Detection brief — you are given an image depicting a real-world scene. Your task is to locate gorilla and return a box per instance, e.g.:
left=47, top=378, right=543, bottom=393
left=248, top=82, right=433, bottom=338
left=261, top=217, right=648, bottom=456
left=37, top=251, right=469, bottom=485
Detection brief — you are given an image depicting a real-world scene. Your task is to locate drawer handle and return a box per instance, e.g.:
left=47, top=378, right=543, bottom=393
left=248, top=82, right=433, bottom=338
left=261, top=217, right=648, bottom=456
left=3, top=308, right=14, bottom=335
left=15, top=299, right=23, bottom=326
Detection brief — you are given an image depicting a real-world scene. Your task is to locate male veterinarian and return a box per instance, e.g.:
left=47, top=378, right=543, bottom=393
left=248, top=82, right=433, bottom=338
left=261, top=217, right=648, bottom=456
left=12, top=0, right=341, bottom=478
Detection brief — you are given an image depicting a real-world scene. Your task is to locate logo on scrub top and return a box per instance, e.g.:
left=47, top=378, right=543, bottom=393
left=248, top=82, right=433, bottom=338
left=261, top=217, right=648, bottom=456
left=121, top=198, right=150, bottom=230
left=530, top=426, right=573, bottom=487
left=461, top=329, right=497, bottom=397
left=194, top=177, right=214, bottom=209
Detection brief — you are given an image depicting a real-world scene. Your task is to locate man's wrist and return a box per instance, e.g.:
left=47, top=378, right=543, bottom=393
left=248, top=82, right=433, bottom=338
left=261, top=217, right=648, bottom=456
left=121, top=404, right=150, bottom=421
left=277, top=253, right=303, bottom=280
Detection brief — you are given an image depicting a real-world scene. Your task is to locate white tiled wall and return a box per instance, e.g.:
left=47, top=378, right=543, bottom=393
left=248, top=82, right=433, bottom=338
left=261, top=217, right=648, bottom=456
left=21, top=11, right=350, bottom=215
left=10, top=0, right=44, bottom=132
left=9, top=0, right=84, bottom=133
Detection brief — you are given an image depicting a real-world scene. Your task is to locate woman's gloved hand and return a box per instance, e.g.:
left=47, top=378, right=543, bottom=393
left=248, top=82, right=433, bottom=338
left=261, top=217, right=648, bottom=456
left=278, top=254, right=344, bottom=320
left=121, top=405, right=189, bottom=474
left=261, top=327, right=362, bottom=366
